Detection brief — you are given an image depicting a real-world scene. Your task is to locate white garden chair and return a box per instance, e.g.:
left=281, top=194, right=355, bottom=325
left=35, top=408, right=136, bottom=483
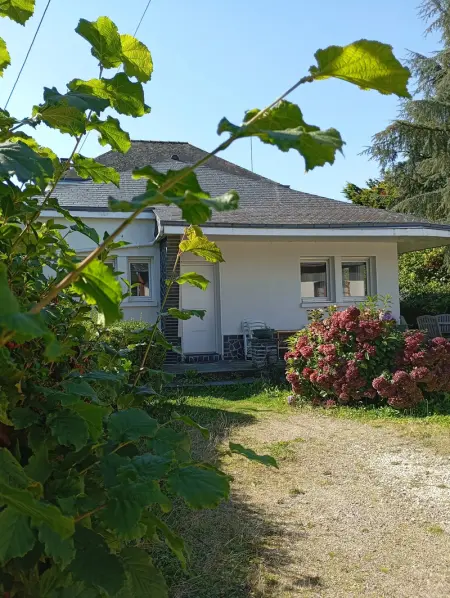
left=241, top=320, right=268, bottom=360
left=417, top=315, right=442, bottom=339
left=436, top=314, right=450, bottom=335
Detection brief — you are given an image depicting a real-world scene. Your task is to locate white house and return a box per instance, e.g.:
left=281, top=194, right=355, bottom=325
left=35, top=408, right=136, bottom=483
left=45, top=141, right=450, bottom=363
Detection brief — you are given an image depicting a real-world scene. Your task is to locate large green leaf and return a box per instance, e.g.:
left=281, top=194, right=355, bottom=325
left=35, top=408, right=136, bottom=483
left=76, top=17, right=122, bottom=69
left=33, top=103, right=86, bottom=136
left=176, top=271, right=210, bottom=290
left=48, top=410, right=89, bottom=452
left=150, top=427, right=191, bottom=462
left=71, top=260, right=123, bottom=326
left=42, top=86, right=109, bottom=114
left=38, top=566, right=68, bottom=598
left=62, top=380, right=97, bottom=399
left=0, top=483, right=74, bottom=537
left=0, top=263, right=51, bottom=341
left=0, top=508, right=35, bottom=564
left=38, top=523, right=75, bottom=569
left=10, top=406, right=40, bottom=429
left=72, top=154, right=120, bottom=186
left=172, top=411, right=210, bottom=439
left=102, top=480, right=171, bottom=536
left=0, top=447, right=29, bottom=489
left=168, top=464, right=230, bottom=509
left=0, top=37, right=10, bottom=76
left=24, top=445, right=52, bottom=484
left=127, top=454, right=172, bottom=480
left=132, top=165, right=239, bottom=224
left=87, top=114, right=131, bottom=153
left=166, top=307, right=206, bottom=320
left=229, top=442, right=279, bottom=468
left=107, top=408, right=158, bottom=442
left=69, top=401, right=110, bottom=441
left=70, top=527, right=125, bottom=595
left=69, top=74, right=150, bottom=117
left=179, top=226, right=224, bottom=262
left=309, top=39, right=411, bottom=98
left=0, top=0, right=35, bottom=24
left=69, top=221, right=100, bottom=244
left=120, top=34, right=153, bottom=83
left=118, top=547, right=168, bottom=598
left=142, top=512, right=188, bottom=570
left=0, top=141, right=53, bottom=187
left=218, top=100, right=344, bottom=171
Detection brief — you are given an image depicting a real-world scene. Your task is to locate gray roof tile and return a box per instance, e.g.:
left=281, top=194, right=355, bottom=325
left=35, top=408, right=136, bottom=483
left=51, top=141, right=445, bottom=229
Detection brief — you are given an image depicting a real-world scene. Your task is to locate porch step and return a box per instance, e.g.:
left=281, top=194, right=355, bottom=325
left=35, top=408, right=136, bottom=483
left=183, top=353, right=221, bottom=364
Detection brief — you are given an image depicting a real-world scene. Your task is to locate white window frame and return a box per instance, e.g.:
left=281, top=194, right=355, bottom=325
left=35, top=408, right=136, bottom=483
left=104, top=258, right=117, bottom=272
left=127, top=257, right=153, bottom=302
left=341, top=257, right=375, bottom=302
left=299, top=258, right=334, bottom=305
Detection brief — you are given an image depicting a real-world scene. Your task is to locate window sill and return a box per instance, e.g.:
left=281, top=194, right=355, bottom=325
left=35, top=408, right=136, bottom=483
left=300, top=301, right=335, bottom=308
left=126, top=298, right=158, bottom=307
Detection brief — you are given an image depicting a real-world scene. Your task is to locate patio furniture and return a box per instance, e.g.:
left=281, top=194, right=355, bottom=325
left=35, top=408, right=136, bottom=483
left=251, top=337, right=278, bottom=368
left=437, top=314, right=450, bottom=335
left=276, top=330, right=298, bottom=359
left=242, top=320, right=268, bottom=360
left=417, top=315, right=442, bottom=339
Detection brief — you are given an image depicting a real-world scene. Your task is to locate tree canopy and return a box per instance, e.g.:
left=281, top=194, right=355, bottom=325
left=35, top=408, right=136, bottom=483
left=368, top=0, right=450, bottom=222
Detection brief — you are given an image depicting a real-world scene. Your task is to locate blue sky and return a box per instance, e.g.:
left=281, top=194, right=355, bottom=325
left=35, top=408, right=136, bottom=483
left=1, top=0, right=439, bottom=199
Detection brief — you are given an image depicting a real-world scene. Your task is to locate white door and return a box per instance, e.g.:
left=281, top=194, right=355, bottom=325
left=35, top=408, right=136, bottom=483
left=180, top=263, right=217, bottom=354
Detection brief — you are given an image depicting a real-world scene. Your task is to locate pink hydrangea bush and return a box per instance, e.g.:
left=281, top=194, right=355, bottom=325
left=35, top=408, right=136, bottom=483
left=285, top=305, right=450, bottom=410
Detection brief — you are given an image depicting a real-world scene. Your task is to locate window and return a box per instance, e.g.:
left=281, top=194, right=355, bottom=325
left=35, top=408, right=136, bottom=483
left=129, top=260, right=152, bottom=299
left=300, top=259, right=332, bottom=302
left=342, top=259, right=370, bottom=299
left=104, top=259, right=116, bottom=273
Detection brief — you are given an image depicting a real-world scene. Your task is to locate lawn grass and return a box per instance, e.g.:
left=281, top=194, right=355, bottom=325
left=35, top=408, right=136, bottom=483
left=153, top=382, right=450, bottom=596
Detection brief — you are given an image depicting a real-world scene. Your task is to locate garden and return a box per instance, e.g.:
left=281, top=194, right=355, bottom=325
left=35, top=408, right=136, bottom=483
left=1, top=1, right=449, bottom=597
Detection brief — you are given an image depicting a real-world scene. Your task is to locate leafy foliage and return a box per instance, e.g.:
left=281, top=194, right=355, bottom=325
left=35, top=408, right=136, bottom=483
left=309, top=39, right=411, bottom=97
left=0, top=37, right=11, bottom=76
left=218, top=100, right=345, bottom=171
left=0, top=0, right=35, bottom=25
left=179, top=226, right=224, bottom=262
left=343, top=177, right=450, bottom=323
left=0, top=7, right=410, bottom=596
left=368, top=0, right=450, bottom=221
left=342, top=178, right=398, bottom=210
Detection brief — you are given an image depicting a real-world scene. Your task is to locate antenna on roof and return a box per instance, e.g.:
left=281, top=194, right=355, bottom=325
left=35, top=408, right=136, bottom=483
left=250, top=138, right=254, bottom=172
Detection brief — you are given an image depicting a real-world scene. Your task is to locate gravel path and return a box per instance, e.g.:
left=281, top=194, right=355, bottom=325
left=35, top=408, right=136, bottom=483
left=227, top=413, right=450, bottom=597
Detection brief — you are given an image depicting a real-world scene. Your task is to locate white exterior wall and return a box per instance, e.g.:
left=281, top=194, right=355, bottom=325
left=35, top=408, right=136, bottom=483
left=41, top=212, right=159, bottom=323
left=217, top=239, right=400, bottom=336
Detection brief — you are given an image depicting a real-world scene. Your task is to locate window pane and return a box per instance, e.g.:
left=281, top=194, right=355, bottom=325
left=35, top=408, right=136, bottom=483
left=301, top=262, right=328, bottom=298
left=130, top=262, right=150, bottom=297
left=342, top=261, right=367, bottom=297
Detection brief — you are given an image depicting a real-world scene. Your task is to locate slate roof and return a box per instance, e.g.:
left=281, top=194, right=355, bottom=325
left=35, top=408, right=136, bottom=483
left=51, top=141, right=445, bottom=230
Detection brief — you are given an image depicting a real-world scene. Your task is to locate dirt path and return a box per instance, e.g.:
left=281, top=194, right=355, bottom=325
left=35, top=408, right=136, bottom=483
left=226, top=413, right=450, bottom=597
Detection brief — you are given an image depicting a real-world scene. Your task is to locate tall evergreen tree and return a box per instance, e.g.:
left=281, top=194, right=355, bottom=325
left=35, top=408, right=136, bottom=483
left=368, top=0, right=450, bottom=221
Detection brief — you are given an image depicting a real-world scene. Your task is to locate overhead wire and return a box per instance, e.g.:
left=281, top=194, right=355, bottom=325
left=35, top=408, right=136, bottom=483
left=4, top=0, right=53, bottom=110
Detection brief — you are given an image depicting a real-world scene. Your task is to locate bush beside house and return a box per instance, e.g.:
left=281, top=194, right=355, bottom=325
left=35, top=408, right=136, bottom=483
left=285, top=305, right=450, bottom=409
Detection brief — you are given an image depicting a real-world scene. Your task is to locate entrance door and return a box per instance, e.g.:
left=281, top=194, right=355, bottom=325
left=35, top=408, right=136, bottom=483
left=180, top=262, right=217, bottom=354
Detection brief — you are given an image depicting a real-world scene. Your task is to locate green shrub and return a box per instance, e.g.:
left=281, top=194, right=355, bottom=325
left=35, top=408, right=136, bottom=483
left=401, top=284, right=450, bottom=326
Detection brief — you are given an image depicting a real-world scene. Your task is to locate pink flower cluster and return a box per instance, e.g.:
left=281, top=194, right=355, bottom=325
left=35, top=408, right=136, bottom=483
left=285, top=304, right=450, bottom=410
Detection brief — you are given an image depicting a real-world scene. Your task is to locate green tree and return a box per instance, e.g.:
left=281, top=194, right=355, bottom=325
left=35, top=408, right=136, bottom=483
left=0, top=5, right=410, bottom=596
left=368, top=0, right=450, bottom=221
left=342, top=178, right=398, bottom=209
left=343, top=177, right=450, bottom=321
